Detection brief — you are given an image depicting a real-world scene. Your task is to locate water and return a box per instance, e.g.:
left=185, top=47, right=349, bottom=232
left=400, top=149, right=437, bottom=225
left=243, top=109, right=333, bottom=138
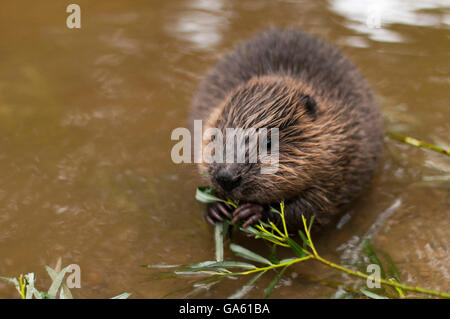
left=0, top=0, right=448, bottom=298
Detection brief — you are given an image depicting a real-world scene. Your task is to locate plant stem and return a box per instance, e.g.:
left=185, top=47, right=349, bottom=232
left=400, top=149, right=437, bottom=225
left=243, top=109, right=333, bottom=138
left=386, top=132, right=450, bottom=156
left=236, top=256, right=311, bottom=276
left=310, top=254, right=450, bottom=298
left=215, top=222, right=224, bottom=262
left=280, top=202, right=289, bottom=237
left=301, top=215, right=318, bottom=256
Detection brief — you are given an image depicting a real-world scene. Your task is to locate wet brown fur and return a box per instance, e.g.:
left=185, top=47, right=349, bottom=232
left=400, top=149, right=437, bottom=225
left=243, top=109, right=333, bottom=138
left=189, top=28, right=383, bottom=232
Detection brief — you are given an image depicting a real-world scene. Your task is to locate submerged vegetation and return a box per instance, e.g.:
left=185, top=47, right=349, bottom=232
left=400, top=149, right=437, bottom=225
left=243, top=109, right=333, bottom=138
left=144, top=183, right=450, bottom=299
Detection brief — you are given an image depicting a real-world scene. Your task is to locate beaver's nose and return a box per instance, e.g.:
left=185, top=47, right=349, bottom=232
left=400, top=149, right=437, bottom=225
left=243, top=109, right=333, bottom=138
left=216, top=168, right=241, bottom=192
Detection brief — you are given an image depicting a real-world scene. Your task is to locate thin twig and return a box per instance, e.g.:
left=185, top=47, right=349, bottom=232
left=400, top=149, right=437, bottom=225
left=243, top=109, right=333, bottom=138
left=386, top=132, right=450, bottom=156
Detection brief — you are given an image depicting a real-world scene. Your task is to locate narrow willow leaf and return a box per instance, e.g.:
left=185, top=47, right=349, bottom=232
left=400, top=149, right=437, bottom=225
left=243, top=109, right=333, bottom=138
left=189, top=261, right=219, bottom=269
left=380, top=251, right=401, bottom=282
left=24, top=273, right=35, bottom=299
left=240, top=226, right=271, bottom=238
left=61, top=284, right=73, bottom=299
left=195, top=187, right=226, bottom=204
left=205, top=261, right=256, bottom=269
left=0, top=276, right=23, bottom=297
left=241, top=225, right=284, bottom=243
left=141, top=264, right=181, bottom=268
left=258, top=220, right=273, bottom=229
left=55, top=258, right=62, bottom=273
left=269, top=244, right=280, bottom=264
left=298, top=230, right=309, bottom=248
left=240, top=227, right=286, bottom=246
left=240, top=226, right=259, bottom=236
left=174, top=271, right=223, bottom=276
left=308, top=215, right=315, bottom=233
left=360, top=289, right=389, bottom=299
left=24, top=273, right=43, bottom=299
left=189, top=261, right=256, bottom=270
left=269, top=206, right=280, bottom=214
left=278, top=257, right=299, bottom=264
left=264, top=266, right=288, bottom=298
left=215, top=222, right=225, bottom=262
left=228, top=271, right=266, bottom=299
left=286, top=237, right=307, bottom=258
left=46, top=265, right=71, bottom=298
left=230, top=243, right=272, bottom=265
left=362, top=239, right=386, bottom=279
left=0, top=276, right=20, bottom=287
left=45, top=267, right=73, bottom=299
left=111, top=292, right=131, bottom=299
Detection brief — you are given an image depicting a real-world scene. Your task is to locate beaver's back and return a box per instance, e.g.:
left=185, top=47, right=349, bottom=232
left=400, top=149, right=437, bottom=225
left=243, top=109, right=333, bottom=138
left=191, top=28, right=376, bottom=124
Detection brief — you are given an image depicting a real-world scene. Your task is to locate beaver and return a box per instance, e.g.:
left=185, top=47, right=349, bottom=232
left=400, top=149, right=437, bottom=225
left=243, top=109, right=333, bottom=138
left=189, top=28, right=383, bottom=233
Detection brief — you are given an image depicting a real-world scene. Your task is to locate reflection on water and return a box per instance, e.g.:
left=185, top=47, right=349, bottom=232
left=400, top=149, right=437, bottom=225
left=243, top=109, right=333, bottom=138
left=172, top=0, right=229, bottom=49
left=330, top=0, right=450, bottom=42
left=0, top=0, right=448, bottom=298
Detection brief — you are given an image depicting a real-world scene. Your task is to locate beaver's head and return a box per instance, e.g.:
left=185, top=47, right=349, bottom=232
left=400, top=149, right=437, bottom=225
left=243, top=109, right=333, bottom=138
left=198, top=75, right=338, bottom=204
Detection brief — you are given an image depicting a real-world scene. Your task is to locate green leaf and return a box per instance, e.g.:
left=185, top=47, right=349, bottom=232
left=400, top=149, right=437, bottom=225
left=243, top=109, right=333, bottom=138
left=268, top=244, right=280, bottom=264
left=230, top=243, right=273, bottom=265
left=360, top=289, right=389, bottom=299
left=188, top=261, right=256, bottom=270
left=45, top=265, right=71, bottom=298
left=362, top=239, right=386, bottom=279
left=264, top=266, right=288, bottom=298
left=380, top=251, right=401, bottom=282
left=298, top=230, right=309, bottom=248
left=0, top=276, right=23, bottom=297
left=308, top=215, right=315, bottom=233
left=286, top=237, right=307, bottom=258
left=141, top=264, right=181, bottom=268
left=0, top=276, right=20, bottom=287
left=24, top=273, right=36, bottom=299
left=45, top=267, right=73, bottom=299
left=240, top=226, right=285, bottom=245
left=215, top=222, right=225, bottom=262
left=174, top=271, right=223, bottom=276
left=269, top=206, right=280, bottom=214
left=228, top=271, right=266, bottom=299
left=195, top=186, right=226, bottom=204
left=24, top=273, right=44, bottom=299
left=111, top=292, right=131, bottom=299
left=188, top=261, right=219, bottom=269
left=278, top=257, right=299, bottom=264
left=258, top=220, right=273, bottom=229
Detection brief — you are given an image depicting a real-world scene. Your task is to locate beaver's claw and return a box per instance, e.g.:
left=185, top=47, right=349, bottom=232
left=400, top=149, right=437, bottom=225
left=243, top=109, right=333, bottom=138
left=231, top=203, right=264, bottom=228
left=205, top=202, right=233, bottom=226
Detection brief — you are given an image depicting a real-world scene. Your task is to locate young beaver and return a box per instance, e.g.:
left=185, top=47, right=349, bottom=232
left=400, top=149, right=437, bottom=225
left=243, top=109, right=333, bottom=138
left=189, top=28, right=383, bottom=233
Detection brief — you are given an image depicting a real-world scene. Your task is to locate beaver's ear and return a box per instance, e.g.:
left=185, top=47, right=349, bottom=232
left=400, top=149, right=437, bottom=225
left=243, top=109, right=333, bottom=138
left=300, top=94, right=318, bottom=121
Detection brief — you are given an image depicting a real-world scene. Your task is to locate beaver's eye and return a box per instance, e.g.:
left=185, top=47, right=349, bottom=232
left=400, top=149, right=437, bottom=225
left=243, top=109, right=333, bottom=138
left=211, top=133, right=216, bottom=142
left=303, top=94, right=317, bottom=120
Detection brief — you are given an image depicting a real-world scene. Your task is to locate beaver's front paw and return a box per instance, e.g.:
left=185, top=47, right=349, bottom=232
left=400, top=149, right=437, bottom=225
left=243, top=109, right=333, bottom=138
left=205, top=202, right=234, bottom=226
left=231, top=203, right=264, bottom=228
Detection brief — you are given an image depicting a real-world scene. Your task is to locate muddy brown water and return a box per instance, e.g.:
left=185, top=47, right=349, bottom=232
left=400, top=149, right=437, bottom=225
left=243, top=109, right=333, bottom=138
left=0, top=0, right=448, bottom=298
